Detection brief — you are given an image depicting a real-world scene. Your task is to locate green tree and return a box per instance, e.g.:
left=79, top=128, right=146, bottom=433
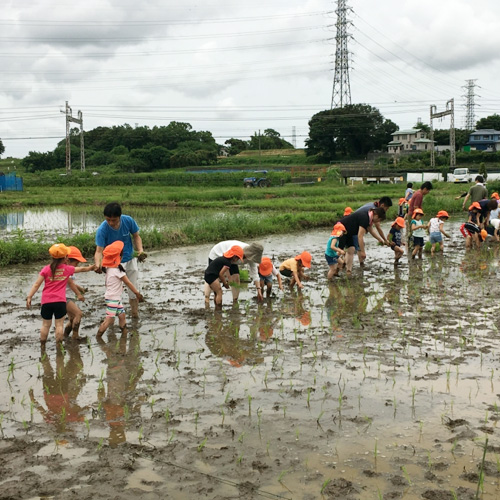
left=224, top=138, right=248, bottom=156
left=248, top=129, right=293, bottom=150
left=432, top=129, right=469, bottom=151
left=414, top=121, right=430, bottom=134
left=0, top=138, right=5, bottom=157
left=21, top=151, right=57, bottom=172
left=306, top=104, right=394, bottom=161
left=476, top=114, right=500, bottom=131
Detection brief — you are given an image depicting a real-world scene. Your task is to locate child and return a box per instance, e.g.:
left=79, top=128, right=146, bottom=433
left=325, top=222, right=346, bottom=279
left=26, top=243, right=95, bottom=344
left=204, top=245, right=244, bottom=308
left=410, top=209, right=428, bottom=259
left=258, top=256, right=284, bottom=297
left=279, top=251, right=312, bottom=290
left=97, top=241, right=144, bottom=337
left=387, top=217, right=405, bottom=264
left=64, top=246, right=89, bottom=341
left=397, top=198, right=406, bottom=218
left=428, top=211, right=450, bottom=256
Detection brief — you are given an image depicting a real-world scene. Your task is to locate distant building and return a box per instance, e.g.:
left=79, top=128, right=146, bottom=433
left=466, top=129, right=500, bottom=152
left=387, top=129, right=434, bottom=154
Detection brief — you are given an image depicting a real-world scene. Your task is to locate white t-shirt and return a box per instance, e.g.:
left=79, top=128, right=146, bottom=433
left=208, top=240, right=259, bottom=282
left=490, top=219, right=500, bottom=230
left=429, top=217, right=441, bottom=233
left=105, top=267, right=126, bottom=300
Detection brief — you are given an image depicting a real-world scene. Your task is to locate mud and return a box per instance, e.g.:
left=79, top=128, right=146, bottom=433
left=1, top=223, right=500, bottom=499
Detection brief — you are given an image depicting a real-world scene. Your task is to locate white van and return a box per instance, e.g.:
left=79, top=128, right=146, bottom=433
left=452, top=168, right=472, bottom=183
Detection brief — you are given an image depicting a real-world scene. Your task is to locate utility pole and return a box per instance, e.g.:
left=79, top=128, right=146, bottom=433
left=330, top=0, right=352, bottom=109
left=463, top=79, right=478, bottom=131
left=292, top=126, right=296, bottom=148
left=61, top=101, right=85, bottom=174
left=430, top=98, right=455, bottom=170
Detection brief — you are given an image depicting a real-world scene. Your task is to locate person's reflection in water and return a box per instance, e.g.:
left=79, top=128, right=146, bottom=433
left=325, top=279, right=369, bottom=331
left=97, top=330, right=144, bottom=447
left=205, top=309, right=264, bottom=367
left=29, top=340, right=88, bottom=433
left=250, top=301, right=281, bottom=343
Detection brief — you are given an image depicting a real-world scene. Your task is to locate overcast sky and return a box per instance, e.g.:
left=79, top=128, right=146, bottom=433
left=1, top=0, right=499, bottom=159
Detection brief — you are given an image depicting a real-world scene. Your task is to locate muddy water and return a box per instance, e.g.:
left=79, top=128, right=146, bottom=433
left=1, top=223, right=500, bottom=499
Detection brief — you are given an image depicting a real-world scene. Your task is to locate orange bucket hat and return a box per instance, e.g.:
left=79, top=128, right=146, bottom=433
left=480, top=229, right=488, bottom=241
left=102, top=241, right=124, bottom=268
left=223, top=245, right=244, bottom=260
left=437, top=210, right=449, bottom=218
left=331, top=222, right=346, bottom=236
left=468, top=202, right=481, bottom=211
left=295, top=251, right=312, bottom=268
left=259, top=257, right=273, bottom=276
left=398, top=197, right=406, bottom=205
left=392, top=217, right=405, bottom=228
left=491, top=192, right=499, bottom=200
left=67, top=246, right=87, bottom=262
left=412, top=208, right=424, bottom=218
left=343, top=207, right=353, bottom=216
left=49, top=243, right=70, bottom=259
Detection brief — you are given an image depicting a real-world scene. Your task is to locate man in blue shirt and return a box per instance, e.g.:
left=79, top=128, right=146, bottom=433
left=94, top=202, right=146, bottom=318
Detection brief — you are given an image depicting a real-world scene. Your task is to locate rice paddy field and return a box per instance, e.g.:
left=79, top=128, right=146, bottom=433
left=1, top=222, right=500, bottom=500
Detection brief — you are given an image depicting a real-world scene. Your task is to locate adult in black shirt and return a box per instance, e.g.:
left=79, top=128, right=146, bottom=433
left=337, top=207, right=386, bottom=274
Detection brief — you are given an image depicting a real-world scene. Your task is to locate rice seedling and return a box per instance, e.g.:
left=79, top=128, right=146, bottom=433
left=320, top=478, right=331, bottom=494
left=97, top=437, right=104, bottom=450
left=197, top=436, right=208, bottom=452
left=247, top=394, right=252, bottom=416
left=476, top=437, right=488, bottom=499
left=84, top=416, right=90, bottom=435
left=401, top=465, right=412, bottom=486
left=278, top=469, right=289, bottom=483
left=138, top=426, right=143, bottom=441
left=123, top=404, right=129, bottom=421
left=168, top=430, right=175, bottom=444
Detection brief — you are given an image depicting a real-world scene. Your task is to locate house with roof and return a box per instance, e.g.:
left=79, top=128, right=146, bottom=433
left=466, top=129, right=500, bottom=152
left=387, top=128, right=434, bottom=154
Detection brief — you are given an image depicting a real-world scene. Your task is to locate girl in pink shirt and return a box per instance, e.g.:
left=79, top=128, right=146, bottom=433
left=97, top=240, right=144, bottom=337
left=26, top=243, right=95, bottom=344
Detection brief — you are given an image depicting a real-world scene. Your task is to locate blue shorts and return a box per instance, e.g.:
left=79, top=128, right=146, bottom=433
left=325, top=254, right=339, bottom=265
left=429, top=232, right=442, bottom=244
left=259, top=273, right=273, bottom=284
left=413, top=236, right=424, bottom=247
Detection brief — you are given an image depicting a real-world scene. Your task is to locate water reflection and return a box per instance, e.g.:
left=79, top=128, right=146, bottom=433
left=29, top=341, right=88, bottom=432
left=97, top=331, right=145, bottom=447
left=205, top=308, right=267, bottom=366
left=0, top=212, right=24, bottom=231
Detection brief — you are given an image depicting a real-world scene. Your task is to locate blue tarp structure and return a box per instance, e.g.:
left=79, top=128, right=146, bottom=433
left=0, top=173, right=23, bottom=191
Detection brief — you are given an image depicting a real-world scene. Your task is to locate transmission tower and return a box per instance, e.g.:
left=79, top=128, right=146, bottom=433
left=330, top=0, right=352, bottom=109
left=60, top=101, right=85, bottom=174
left=430, top=98, right=455, bottom=169
left=463, top=79, right=478, bottom=131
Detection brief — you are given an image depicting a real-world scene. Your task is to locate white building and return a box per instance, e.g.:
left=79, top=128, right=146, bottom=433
left=388, top=129, right=434, bottom=154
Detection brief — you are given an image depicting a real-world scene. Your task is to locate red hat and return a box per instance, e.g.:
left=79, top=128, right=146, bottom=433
left=491, top=192, right=499, bottom=200
left=331, top=222, right=346, bottom=236
left=437, top=210, right=449, bottom=219
left=343, top=207, right=353, bottom=216
left=399, top=197, right=406, bottom=205
left=223, top=245, right=244, bottom=260
left=392, top=217, right=405, bottom=228
left=469, top=202, right=481, bottom=211
left=102, top=241, right=124, bottom=268
left=295, top=251, right=312, bottom=268
left=412, top=208, right=424, bottom=218
left=67, top=246, right=87, bottom=262
left=258, top=257, right=273, bottom=276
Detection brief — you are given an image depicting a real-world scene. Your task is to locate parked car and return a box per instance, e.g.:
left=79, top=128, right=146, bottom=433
left=243, top=170, right=270, bottom=188
left=452, top=168, right=472, bottom=183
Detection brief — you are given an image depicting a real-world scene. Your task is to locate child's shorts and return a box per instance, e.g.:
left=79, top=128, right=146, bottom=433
left=280, top=269, right=293, bottom=278
left=413, top=236, right=424, bottom=247
left=105, top=299, right=125, bottom=318
left=41, top=302, right=66, bottom=320
left=325, top=254, right=339, bottom=265
left=259, top=273, right=273, bottom=284
left=204, top=273, right=219, bottom=286
left=429, top=232, right=442, bottom=244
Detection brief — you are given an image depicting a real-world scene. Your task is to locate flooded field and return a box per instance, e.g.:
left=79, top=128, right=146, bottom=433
left=0, top=206, right=218, bottom=240
left=1, top=224, right=500, bottom=499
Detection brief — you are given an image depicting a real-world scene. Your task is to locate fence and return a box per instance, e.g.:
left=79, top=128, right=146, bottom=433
left=0, top=173, right=23, bottom=192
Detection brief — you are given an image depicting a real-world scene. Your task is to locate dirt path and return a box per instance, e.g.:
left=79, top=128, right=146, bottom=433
left=1, top=225, right=499, bottom=499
